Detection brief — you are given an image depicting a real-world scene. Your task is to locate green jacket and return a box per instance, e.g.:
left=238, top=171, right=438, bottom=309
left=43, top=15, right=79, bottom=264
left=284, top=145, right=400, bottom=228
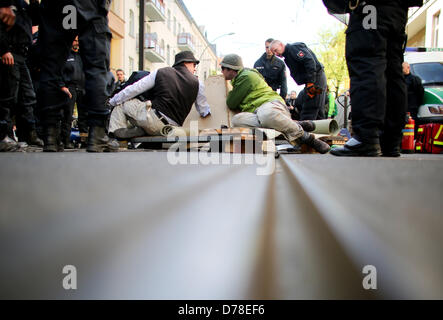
left=327, top=92, right=337, bottom=118
left=226, top=68, right=285, bottom=113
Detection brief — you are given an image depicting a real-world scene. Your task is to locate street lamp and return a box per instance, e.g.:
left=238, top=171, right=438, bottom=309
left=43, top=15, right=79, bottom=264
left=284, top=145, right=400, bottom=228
left=199, top=32, right=235, bottom=61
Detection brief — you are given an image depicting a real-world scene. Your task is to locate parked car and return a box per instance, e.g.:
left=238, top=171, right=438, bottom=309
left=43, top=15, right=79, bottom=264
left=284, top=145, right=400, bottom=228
left=404, top=48, right=443, bottom=123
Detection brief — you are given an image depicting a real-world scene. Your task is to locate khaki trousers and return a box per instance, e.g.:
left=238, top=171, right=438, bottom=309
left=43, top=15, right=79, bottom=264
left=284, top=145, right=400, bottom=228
left=108, top=99, right=165, bottom=136
left=231, top=100, right=304, bottom=142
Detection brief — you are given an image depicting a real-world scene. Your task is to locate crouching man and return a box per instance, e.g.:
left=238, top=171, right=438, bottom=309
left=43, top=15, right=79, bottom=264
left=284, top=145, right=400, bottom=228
left=220, top=54, right=330, bottom=154
left=108, top=51, right=210, bottom=139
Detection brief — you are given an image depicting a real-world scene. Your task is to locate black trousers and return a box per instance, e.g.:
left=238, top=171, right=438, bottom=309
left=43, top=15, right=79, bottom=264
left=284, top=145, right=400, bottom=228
left=346, top=4, right=408, bottom=145
left=60, top=85, right=84, bottom=141
left=76, top=92, right=89, bottom=134
left=300, top=69, right=327, bottom=121
left=37, top=1, right=114, bottom=128
left=0, top=54, right=37, bottom=140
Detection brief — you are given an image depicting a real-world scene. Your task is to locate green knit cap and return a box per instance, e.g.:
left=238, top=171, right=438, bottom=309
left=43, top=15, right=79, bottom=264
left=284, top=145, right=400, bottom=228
left=220, top=54, right=244, bottom=70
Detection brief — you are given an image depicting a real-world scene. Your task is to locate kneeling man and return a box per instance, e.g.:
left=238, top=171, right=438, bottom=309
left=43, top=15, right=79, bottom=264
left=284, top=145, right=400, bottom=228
left=220, top=54, right=330, bottom=153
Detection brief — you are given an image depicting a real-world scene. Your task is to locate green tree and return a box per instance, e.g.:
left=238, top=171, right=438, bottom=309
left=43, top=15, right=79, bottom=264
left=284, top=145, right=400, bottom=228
left=316, top=26, right=349, bottom=97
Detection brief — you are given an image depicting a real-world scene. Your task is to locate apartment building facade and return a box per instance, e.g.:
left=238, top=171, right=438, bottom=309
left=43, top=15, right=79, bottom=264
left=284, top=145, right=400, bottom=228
left=108, top=0, right=219, bottom=81
left=407, top=0, right=442, bottom=47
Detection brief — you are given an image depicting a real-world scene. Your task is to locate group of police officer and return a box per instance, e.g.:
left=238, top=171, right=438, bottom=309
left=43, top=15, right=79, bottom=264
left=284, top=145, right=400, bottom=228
left=1, top=0, right=425, bottom=156
left=0, top=0, right=116, bottom=152
left=256, top=0, right=424, bottom=157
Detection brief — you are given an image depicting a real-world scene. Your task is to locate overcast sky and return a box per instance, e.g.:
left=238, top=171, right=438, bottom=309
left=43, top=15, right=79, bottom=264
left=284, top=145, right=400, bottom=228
left=182, top=0, right=344, bottom=92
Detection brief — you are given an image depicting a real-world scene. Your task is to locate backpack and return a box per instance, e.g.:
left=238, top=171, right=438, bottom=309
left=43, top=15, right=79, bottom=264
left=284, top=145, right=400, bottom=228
left=415, top=123, right=443, bottom=154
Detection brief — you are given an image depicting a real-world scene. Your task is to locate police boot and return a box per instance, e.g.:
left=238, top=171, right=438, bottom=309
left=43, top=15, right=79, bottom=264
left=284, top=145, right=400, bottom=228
left=63, top=137, right=75, bottom=150
left=43, top=126, right=59, bottom=152
left=27, top=130, right=44, bottom=147
left=294, top=132, right=330, bottom=154
left=87, top=126, right=119, bottom=153
left=0, top=136, right=19, bottom=152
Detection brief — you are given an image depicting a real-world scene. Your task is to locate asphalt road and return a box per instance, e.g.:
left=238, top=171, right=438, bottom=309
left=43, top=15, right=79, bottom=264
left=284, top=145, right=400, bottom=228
left=0, top=151, right=442, bottom=299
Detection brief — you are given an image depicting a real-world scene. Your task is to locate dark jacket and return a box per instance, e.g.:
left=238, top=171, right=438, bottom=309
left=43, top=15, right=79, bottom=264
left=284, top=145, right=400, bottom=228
left=40, top=0, right=110, bottom=22
left=61, top=50, right=85, bottom=90
left=253, top=53, right=287, bottom=99
left=0, top=0, right=39, bottom=56
left=0, top=0, right=12, bottom=7
left=112, top=80, right=126, bottom=96
left=405, top=73, right=424, bottom=112
left=282, top=42, right=323, bottom=85
left=366, top=0, right=422, bottom=7
left=144, top=65, right=199, bottom=126
left=72, top=0, right=110, bottom=21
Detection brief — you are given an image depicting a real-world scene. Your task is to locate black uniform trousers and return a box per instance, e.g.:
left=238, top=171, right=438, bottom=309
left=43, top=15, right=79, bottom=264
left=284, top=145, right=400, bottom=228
left=60, top=84, right=84, bottom=142
left=300, top=69, right=327, bottom=121
left=37, top=2, right=114, bottom=127
left=0, top=53, right=37, bottom=140
left=346, top=4, right=408, bottom=146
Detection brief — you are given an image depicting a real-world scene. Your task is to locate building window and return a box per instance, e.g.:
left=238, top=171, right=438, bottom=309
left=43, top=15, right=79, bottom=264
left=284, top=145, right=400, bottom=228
left=167, top=45, right=170, bottom=65
left=129, top=57, right=134, bottom=74
left=160, top=39, right=165, bottom=57
left=167, top=10, right=171, bottom=30
left=432, top=11, right=440, bottom=48
left=110, top=0, right=120, bottom=16
left=129, top=9, right=135, bottom=37
left=173, top=17, right=177, bottom=35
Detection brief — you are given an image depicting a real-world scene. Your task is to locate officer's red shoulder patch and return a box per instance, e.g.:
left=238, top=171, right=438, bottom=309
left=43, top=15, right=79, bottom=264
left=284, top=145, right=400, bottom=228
left=297, top=51, right=305, bottom=58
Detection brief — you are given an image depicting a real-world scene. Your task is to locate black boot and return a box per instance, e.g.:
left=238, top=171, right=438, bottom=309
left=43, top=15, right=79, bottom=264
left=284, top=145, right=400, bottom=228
left=113, top=127, right=146, bottom=140
left=27, top=130, right=44, bottom=147
left=298, top=120, right=316, bottom=132
left=87, top=126, right=119, bottom=153
left=43, top=126, right=58, bottom=152
left=63, top=137, right=75, bottom=150
left=297, top=132, right=331, bottom=154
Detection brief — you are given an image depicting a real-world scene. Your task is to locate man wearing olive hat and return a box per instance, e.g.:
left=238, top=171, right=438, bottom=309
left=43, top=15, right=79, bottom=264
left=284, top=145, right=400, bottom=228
left=220, top=53, right=330, bottom=154
left=108, top=51, right=211, bottom=138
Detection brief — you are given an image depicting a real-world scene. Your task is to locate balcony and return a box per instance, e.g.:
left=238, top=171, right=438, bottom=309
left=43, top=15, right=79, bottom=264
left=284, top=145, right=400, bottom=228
left=144, top=33, right=165, bottom=63
left=145, top=0, right=166, bottom=22
left=177, top=33, right=195, bottom=52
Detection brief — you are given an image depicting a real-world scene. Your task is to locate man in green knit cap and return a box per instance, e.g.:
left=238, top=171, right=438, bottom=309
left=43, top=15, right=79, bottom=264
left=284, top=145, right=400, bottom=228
left=220, top=54, right=330, bottom=154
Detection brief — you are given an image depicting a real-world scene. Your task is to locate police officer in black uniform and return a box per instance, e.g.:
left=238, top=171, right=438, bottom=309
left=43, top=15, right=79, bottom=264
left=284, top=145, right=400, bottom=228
left=59, top=36, right=84, bottom=149
left=286, top=90, right=302, bottom=120
left=254, top=38, right=287, bottom=100
left=38, top=0, right=118, bottom=152
left=403, top=61, right=424, bottom=121
left=270, top=40, right=326, bottom=120
left=0, top=0, right=43, bottom=151
left=329, top=0, right=423, bottom=157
